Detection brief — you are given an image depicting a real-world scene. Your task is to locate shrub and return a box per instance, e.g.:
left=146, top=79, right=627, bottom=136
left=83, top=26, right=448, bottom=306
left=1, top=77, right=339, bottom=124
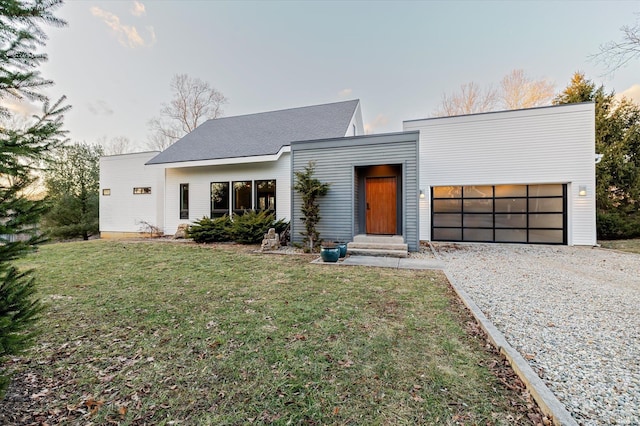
left=229, top=210, right=288, bottom=244
left=597, top=211, right=640, bottom=240
left=187, top=212, right=289, bottom=245
left=188, top=216, right=232, bottom=243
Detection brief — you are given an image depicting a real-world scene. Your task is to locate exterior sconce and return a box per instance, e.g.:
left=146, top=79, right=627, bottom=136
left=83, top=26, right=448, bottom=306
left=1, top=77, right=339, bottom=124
left=419, top=190, right=426, bottom=199
left=578, top=186, right=587, bottom=197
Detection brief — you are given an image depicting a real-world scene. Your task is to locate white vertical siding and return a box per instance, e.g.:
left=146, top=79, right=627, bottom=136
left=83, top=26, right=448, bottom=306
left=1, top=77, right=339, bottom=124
left=99, top=152, right=164, bottom=234
left=163, top=154, right=291, bottom=235
left=403, top=103, right=596, bottom=245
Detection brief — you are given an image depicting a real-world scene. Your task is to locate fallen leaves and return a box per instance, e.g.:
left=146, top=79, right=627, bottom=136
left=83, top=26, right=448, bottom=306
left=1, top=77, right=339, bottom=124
left=84, top=397, right=104, bottom=416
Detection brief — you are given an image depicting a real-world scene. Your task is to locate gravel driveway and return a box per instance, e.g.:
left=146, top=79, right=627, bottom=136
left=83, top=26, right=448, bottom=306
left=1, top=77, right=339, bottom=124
left=433, top=243, right=639, bottom=426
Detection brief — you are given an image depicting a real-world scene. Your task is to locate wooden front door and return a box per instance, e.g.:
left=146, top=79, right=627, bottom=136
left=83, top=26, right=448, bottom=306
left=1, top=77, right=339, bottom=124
left=365, top=176, right=397, bottom=234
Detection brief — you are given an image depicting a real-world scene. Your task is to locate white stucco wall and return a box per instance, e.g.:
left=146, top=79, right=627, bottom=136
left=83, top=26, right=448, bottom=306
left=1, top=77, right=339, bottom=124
left=403, top=103, right=596, bottom=245
left=99, top=152, right=165, bottom=235
left=163, top=154, right=291, bottom=235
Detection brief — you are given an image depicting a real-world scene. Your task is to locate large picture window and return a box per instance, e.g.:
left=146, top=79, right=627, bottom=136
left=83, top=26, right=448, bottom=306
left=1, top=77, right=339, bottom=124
left=256, top=180, right=276, bottom=211
left=180, top=183, right=189, bottom=219
left=232, top=181, right=252, bottom=215
left=432, top=184, right=566, bottom=244
left=211, top=182, right=230, bottom=217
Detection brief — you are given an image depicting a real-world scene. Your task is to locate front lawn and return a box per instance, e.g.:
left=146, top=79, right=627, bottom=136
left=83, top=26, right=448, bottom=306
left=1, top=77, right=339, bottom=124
left=599, top=238, right=640, bottom=254
left=1, top=241, right=540, bottom=425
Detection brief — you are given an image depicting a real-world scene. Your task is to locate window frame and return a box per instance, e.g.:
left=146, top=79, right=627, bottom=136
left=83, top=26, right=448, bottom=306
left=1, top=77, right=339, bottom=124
left=210, top=181, right=230, bottom=218
left=255, top=179, right=276, bottom=212
left=133, top=187, right=151, bottom=195
left=179, top=183, right=189, bottom=220
left=232, top=180, right=253, bottom=215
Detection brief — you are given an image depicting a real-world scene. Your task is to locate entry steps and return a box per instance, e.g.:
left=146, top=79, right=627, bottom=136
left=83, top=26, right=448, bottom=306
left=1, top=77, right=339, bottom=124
left=346, top=235, right=408, bottom=258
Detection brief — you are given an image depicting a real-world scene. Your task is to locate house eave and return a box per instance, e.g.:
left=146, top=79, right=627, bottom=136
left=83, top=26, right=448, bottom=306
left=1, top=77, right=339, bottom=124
left=145, top=146, right=291, bottom=169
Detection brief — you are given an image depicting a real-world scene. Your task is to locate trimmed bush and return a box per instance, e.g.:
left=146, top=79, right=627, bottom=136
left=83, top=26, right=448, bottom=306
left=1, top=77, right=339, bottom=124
left=188, top=216, right=232, bottom=243
left=187, top=212, right=289, bottom=245
left=229, top=210, right=288, bottom=244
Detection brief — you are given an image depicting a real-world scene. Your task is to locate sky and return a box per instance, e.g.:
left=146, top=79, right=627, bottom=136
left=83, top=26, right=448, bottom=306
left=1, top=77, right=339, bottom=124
left=16, top=0, right=640, bottom=151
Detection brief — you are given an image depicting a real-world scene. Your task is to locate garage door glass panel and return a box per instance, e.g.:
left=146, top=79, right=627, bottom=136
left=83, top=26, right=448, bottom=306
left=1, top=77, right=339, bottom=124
left=433, top=228, right=462, bottom=241
left=463, top=214, right=493, bottom=227
left=433, top=199, right=462, bottom=212
left=529, top=198, right=563, bottom=212
left=463, top=199, right=493, bottom=212
left=433, top=214, right=461, bottom=227
left=433, top=186, right=461, bottom=198
left=529, top=184, right=563, bottom=197
left=530, top=213, right=563, bottom=228
left=463, top=186, right=493, bottom=198
left=495, top=214, right=526, bottom=228
left=464, top=228, right=493, bottom=241
left=529, top=229, right=563, bottom=244
left=495, top=198, right=526, bottom=213
left=495, top=185, right=527, bottom=197
left=495, top=229, right=527, bottom=242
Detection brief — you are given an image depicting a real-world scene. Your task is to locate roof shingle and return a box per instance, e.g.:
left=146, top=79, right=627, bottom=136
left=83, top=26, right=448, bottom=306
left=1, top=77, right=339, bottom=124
left=146, top=99, right=359, bottom=165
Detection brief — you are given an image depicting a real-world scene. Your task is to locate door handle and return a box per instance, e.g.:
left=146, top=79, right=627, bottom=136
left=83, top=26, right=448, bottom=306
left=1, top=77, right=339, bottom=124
left=367, top=202, right=370, bottom=210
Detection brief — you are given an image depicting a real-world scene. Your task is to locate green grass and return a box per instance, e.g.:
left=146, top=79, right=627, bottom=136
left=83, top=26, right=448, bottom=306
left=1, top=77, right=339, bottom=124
left=2, top=241, right=536, bottom=425
left=599, top=238, right=640, bottom=254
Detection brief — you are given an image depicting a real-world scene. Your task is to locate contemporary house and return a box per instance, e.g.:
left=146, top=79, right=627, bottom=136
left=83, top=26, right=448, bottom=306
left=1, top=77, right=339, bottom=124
left=100, top=99, right=596, bottom=250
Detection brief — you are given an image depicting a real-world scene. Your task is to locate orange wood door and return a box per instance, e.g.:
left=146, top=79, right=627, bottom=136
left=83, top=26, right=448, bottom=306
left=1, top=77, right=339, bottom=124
left=366, top=177, right=397, bottom=234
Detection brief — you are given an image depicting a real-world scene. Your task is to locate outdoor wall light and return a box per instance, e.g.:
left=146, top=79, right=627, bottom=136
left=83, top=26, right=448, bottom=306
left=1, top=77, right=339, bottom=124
left=578, top=186, right=587, bottom=197
left=419, top=189, right=426, bottom=199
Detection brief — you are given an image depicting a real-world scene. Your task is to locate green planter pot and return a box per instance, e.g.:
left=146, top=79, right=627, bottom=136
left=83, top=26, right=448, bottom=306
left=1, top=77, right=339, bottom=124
left=320, top=246, right=340, bottom=262
left=336, top=243, right=347, bottom=258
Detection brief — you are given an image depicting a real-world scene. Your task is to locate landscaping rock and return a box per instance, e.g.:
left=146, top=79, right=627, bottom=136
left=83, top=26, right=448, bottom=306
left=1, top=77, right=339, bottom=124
left=173, top=223, right=189, bottom=239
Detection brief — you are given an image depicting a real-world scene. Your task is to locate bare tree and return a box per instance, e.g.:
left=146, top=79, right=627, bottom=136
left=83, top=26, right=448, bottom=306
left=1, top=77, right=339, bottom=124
left=593, top=14, right=640, bottom=73
left=500, top=69, right=554, bottom=109
left=147, top=74, right=228, bottom=150
left=101, top=136, right=138, bottom=155
left=433, top=70, right=554, bottom=117
left=432, top=82, right=497, bottom=117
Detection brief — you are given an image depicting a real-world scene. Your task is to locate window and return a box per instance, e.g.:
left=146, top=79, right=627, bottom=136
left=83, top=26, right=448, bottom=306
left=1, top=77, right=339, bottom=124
left=255, top=180, right=276, bottom=211
left=180, top=184, right=189, bottom=219
left=210, top=182, right=229, bottom=217
left=102, top=189, right=111, bottom=196
left=133, top=187, right=151, bottom=194
left=232, top=181, right=252, bottom=215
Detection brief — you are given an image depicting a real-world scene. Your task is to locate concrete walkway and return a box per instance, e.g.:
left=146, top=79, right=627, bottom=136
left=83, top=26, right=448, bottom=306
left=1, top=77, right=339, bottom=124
left=311, top=255, right=444, bottom=270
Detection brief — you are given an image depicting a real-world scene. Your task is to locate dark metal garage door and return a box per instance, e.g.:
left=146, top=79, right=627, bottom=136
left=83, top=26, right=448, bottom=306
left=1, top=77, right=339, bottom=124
left=431, top=184, right=566, bottom=244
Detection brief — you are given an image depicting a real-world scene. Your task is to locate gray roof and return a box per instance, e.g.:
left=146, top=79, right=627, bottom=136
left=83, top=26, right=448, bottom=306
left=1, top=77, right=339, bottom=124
left=146, top=99, right=359, bottom=165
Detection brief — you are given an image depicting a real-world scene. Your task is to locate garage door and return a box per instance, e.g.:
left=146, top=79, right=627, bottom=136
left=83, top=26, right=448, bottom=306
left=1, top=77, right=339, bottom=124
left=431, top=184, right=566, bottom=244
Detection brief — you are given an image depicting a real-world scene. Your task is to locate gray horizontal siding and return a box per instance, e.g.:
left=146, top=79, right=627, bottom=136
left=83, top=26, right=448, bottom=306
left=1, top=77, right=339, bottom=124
left=291, top=133, right=419, bottom=251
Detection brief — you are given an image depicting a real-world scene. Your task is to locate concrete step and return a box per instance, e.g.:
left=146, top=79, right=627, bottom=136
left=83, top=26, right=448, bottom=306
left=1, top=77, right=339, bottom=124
left=346, top=247, right=409, bottom=258
left=352, top=234, right=405, bottom=245
left=347, top=242, right=408, bottom=251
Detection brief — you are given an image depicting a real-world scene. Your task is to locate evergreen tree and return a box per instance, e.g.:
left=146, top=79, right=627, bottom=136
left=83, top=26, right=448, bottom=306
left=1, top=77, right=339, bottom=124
left=0, top=0, right=68, bottom=397
left=43, top=142, right=102, bottom=240
left=554, top=72, right=640, bottom=238
left=293, top=161, right=330, bottom=252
